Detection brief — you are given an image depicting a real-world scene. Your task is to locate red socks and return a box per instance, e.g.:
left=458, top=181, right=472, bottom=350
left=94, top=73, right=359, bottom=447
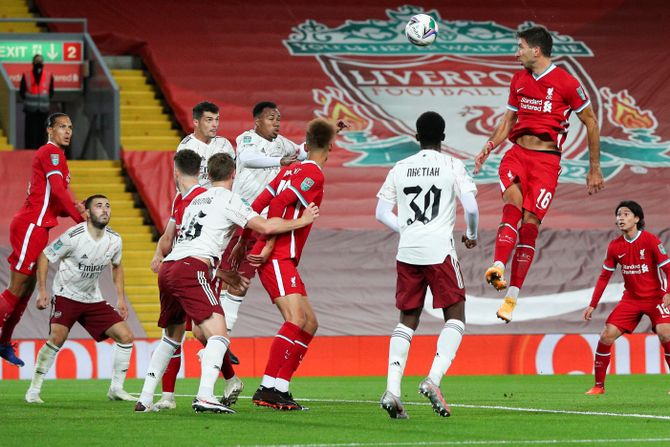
left=494, top=204, right=523, bottom=266
left=0, top=294, right=30, bottom=343
left=663, top=341, right=670, bottom=372
left=161, top=346, right=182, bottom=393
left=509, top=223, right=539, bottom=289
left=263, top=322, right=301, bottom=378
left=0, top=289, right=20, bottom=327
left=277, top=329, right=313, bottom=382
left=594, top=341, right=612, bottom=387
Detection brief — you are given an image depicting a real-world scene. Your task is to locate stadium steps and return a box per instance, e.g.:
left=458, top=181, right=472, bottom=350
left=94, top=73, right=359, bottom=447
left=68, top=160, right=160, bottom=337
left=0, top=0, right=41, bottom=32
left=0, top=129, right=12, bottom=151
left=112, top=68, right=182, bottom=151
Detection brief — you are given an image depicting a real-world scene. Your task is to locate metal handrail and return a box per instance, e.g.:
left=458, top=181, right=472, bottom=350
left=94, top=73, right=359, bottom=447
left=0, top=18, right=88, bottom=33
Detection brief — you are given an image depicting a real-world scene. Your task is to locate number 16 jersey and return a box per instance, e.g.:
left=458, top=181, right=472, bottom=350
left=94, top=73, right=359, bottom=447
left=377, top=149, right=477, bottom=265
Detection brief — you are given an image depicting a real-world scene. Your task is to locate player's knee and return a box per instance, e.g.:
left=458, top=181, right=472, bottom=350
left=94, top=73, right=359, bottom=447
left=117, top=331, right=134, bottom=345
left=657, top=332, right=670, bottom=344
left=228, top=285, right=248, bottom=297
left=48, top=333, right=67, bottom=348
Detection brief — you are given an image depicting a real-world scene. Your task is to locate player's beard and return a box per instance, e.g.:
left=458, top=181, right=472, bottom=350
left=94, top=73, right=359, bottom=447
left=91, top=215, right=109, bottom=230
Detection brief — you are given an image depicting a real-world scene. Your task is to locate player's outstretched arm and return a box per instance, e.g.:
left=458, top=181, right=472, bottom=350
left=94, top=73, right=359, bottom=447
left=583, top=305, right=595, bottom=321
left=459, top=191, right=479, bottom=248
left=576, top=106, right=604, bottom=195
left=36, top=253, right=50, bottom=310
left=112, top=263, right=128, bottom=320
left=48, top=175, right=85, bottom=223
left=247, top=203, right=319, bottom=235
left=474, top=109, right=517, bottom=174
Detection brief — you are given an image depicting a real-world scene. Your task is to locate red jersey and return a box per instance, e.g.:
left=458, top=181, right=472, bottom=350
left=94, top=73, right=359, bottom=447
left=591, top=231, right=670, bottom=307
left=507, top=64, right=590, bottom=151
left=251, top=161, right=324, bottom=264
left=14, top=142, right=81, bottom=228
left=169, top=184, right=207, bottom=240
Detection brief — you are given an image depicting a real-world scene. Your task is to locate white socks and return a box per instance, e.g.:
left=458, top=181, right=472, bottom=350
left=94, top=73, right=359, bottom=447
left=139, top=336, right=180, bottom=406
left=197, top=335, right=229, bottom=400
left=260, top=375, right=276, bottom=389
left=221, top=291, right=244, bottom=332
left=507, top=286, right=520, bottom=300
left=386, top=323, right=414, bottom=397
left=110, top=343, right=133, bottom=391
left=28, top=341, right=60, bottom=393
left=428, top=319, right=465, bottom=386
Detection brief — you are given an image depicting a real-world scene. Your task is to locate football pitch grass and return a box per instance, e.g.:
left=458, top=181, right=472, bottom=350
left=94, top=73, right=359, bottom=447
left=1, top=374, right=670, bottom=447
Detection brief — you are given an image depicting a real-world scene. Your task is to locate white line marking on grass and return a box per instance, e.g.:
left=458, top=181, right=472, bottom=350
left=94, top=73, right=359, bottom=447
left=248, top=438, right=670, bottom=447
left=164, top=394, right=670, bottom=421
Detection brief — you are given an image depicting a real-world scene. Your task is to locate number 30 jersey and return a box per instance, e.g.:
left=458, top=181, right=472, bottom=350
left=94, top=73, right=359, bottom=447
left=377, top=149, right=477, bottom=265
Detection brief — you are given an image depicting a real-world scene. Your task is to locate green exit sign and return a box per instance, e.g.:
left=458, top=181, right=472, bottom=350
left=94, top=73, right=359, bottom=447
left=0, top=40, right=83, bottom=63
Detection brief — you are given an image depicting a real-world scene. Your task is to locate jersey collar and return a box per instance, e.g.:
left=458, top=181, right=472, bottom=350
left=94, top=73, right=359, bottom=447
left=301, top=159, right=322, bottom=171
left=532, top=63, right=557, bottom=81
left=624, top=230, right=642, bottom=243
left=181, top=184, right=200, bottom=199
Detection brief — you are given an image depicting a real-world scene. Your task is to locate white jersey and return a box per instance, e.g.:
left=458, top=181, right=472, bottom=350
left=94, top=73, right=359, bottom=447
left=164, top=186, right=259, bottom=265
left=177, top=134, right=235, bottom=188
left=377, top=150, right=477, bottom=265
left=233, top=130, right=299, bottom=202
left=43, top=222, right=123, bottom=303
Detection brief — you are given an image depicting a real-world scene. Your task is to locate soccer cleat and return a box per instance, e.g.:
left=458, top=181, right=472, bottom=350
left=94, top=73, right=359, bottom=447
left=418, top=377, right=451, bottom=417
left=496, top=296, right=517, bottom=323
left=380, top=390, right=409, bottom=419
left=0, top=343, right=25, bottom=367
left=485, top=264, right=508, bottom=291
left=585, top=386, right=605, bottom=395
left=228, top=349, right=240, bottom=365
left=25, top=388, right=44, bottom=404
left=134, top=401, right=159, bottom=412
left=275, top=390, right=308, bottom=411
left=154, top=396, right=177, bottom=410
left=220, top=376, right=244, bottom=407
left=252, top=385, right=280, bottom=408
left=192, top=397, right=236, bottom=414
left=107, top=388, right=136, bottom=402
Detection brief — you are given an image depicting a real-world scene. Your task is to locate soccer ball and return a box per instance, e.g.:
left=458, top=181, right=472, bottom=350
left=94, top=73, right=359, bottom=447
left=405, top=14, right=438, bottom=46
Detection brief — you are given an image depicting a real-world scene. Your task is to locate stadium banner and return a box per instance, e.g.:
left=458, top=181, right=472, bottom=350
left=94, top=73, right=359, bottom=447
left=1, top=333, right=668, bottom=379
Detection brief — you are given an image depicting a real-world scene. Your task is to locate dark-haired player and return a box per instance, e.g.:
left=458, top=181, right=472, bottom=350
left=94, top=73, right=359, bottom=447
left=177, top=101, right=235, bottom=188
left=474, top=25, right=605, bottom=323
left=245, top=118, right=336, bottom=410
left=0, top=113, right=85, bottom=366
left=583, top=201, right=670, bottom=395
left=376, top=111, right=479, bottom=419
left=26, top=195, right=134, bottom=403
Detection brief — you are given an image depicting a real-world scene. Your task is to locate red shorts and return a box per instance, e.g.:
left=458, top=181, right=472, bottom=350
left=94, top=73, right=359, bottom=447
left=498, top=144, right=561, bottom=221
left=257, top=259, right=306, bottom=302
left=50, top=295, right=124, bottom=342
left=396, top=256, right=465, bottom=311
left=157, top=257, right=223, bottom=328
left=606, top=299, right=670, bottom=334
left=219, top=231, right=258, bottom=280
left=7, top=217, right=50, bottom=275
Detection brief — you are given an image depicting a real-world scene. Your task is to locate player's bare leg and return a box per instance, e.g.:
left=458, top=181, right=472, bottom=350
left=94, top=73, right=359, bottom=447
left=105, top=322, right=135, bottom=401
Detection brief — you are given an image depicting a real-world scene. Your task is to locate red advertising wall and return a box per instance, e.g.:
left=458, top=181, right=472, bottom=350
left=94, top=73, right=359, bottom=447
left=1, top=333, right=667, bottom=379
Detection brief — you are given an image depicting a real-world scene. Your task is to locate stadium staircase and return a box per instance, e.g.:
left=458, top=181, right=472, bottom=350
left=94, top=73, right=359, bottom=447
left=112, top=68, right=182, bottom=151
left=67, top=160, right=161, bottom=337
left=0, top=0, right=41, bottom=32
left=105, top=68, right=182, bottom=336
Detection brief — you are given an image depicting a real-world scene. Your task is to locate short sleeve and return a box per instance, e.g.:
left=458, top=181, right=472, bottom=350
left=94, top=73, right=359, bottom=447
left=43, top=231, right=72, bottom=262
left=603, top=241, right=617, bottom=271
left=651, top=235, right=669, bottom=267
left=287, top=167, right=324, bottom=206
left=564, top=76, right=590, bottom=112
left=507, top=73, right=520, bottom=112
left=377, top=167, right=397, bottom=204
left=224, top=194, right=259, bottom=228
left=112, top=238, right=122, bottom=265
left=39, top=148, right=65, bottom=180
left=453, top=159, right=477, bottom=198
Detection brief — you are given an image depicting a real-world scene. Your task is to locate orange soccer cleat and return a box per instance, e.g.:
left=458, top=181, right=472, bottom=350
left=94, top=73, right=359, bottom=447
left=585, top=386, right=605, bottom=395
left=496, top=296, right=517, bottom=323
left=485, top=264, right=508, bottom=291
